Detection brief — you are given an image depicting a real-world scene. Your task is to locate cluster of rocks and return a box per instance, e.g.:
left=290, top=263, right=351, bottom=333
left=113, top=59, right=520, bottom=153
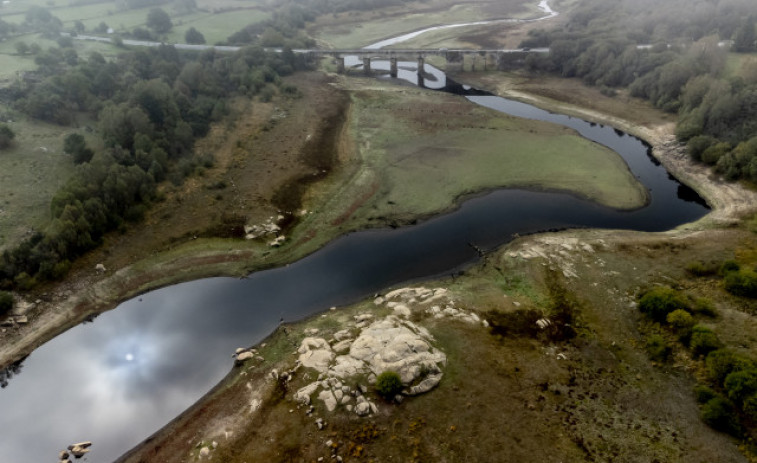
left=0, top=298, right=34, bottom=330
left=0, top=314, right=27, bottom=328
left=244, top=215, right=286, bottom=247
left=376, top=286, right=488, bottom=327
left=232, top=347, right=264, bottom=365
left=508, top=236, right=604, bottom=279
left=293, top=313, right=447, bottom=417
left=57, top=442, right=92, bottom=461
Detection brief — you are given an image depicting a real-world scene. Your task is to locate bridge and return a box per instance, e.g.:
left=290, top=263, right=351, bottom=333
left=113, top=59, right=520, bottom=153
left=70, top=34, right=548, bottom=74
left=294, top=48, right=549, bottom=75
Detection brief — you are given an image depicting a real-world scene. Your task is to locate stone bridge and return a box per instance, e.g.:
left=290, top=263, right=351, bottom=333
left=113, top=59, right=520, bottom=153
left=295, top=48, right=548, bottom=75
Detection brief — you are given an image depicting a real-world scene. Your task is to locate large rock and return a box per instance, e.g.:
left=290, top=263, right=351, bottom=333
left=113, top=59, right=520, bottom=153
left=294, top=383, right=319, bottom=405
left=318, top=389, right=337, bottom=412
left=298, top=337, right=334, bottom=372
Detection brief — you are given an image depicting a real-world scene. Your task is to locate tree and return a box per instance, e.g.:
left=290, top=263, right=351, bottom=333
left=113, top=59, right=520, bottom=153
left=734, top=18, right=756, bottom=52
left=184, top=27, right=205, bottom=45
left=15, top=41, right=29, bottom=55
left=63, top=133, right=94, bottom=164
left=0, top=291, right=13, bottom=316
left=74, top=20, right=85, bottom=34
left=0, top=124, right=15, bottom=149
left=146, top=8, right=172, bottom=35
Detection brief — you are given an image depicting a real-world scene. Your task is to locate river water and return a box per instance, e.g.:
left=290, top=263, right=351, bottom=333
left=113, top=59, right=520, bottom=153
left=0, top=7, right=709, bottom=463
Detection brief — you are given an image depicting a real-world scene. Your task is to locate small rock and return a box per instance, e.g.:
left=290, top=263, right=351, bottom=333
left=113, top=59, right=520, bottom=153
left=59, top=450, right=69, bottom=460
left=95, top=263, right=106, bottom=273
left=199, top=446, right=210, bottom=457
left=355, top=402, right=371, bottom=416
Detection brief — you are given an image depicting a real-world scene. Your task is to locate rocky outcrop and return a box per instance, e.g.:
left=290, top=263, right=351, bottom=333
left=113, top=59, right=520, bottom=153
left=293, top=314, right=447, bottom=416
left=67, top=441, right=92, bottom=458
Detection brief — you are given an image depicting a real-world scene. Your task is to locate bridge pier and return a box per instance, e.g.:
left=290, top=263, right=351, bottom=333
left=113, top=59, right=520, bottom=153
left=363, top=57, right=371, bottom=74
left=390, top=56, right=398, bottom=78
left=336, top=56, right=345, bottom=74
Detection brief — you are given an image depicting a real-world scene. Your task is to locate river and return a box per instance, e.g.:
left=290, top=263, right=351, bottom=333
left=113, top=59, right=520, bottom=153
left=0, top=5, right=709, bottom=462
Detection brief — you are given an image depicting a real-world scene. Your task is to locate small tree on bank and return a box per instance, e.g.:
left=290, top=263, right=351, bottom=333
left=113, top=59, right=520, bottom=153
left=0, top=124, right=15, bottom=150
left=184, top=27, right=205, bottom=44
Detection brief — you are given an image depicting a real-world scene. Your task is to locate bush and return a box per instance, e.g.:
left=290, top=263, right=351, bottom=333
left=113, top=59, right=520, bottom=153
left=689, top=325, right=721, bottom=357
left=667, top=309, right=695, bottom=341
left=375, top=371, right=403, bottom=399
left=701, top=396, right=739, bottom=435
left=743, top=394, right=757, bottom=421
left=707, top=349, right=753, bottom=385
left=724, top=269, right=757, bottom=298
left=0, top=124, right=15, bottom=150
left=0, top=291, right=13, bottom=316
left=645, top=334, right=671, bottom=362
left=691, top=297, right=717, bottom=317
left=719, top=260, right=740, bottom=276
left=724, top=368, right=757, bottom=406
left=639, top=286, right=689, bottom=322
left=686, top=260, right=718, bottom=277
left=694, top=384, right=717, bottom=404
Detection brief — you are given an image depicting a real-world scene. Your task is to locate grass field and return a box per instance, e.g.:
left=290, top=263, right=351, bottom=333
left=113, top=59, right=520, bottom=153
left=310, top=0, right=535, bottom=49
left=164, top=9, right=271, bottom=45
left=291, top=78, right=646, bottom=250
left=0, top=0, right=270, bottom=45
left=0, top=111, right=96, bottom=251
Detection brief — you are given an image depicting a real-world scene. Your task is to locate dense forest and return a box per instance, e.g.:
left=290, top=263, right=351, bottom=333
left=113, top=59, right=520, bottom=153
left=0, top=10, right=310, bottom=289
left=521, top=0, right=757, bottom=182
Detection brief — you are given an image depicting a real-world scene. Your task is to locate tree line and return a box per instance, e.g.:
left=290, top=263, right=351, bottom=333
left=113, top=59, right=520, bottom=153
left=521, top=0, right=757, bottom=182
left=0, top=41, right=310, bottom=290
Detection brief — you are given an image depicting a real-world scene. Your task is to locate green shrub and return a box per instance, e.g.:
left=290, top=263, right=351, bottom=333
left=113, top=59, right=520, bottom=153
left=13, top=272, right=37, bottom=291
left=701, top=396, right=740, bottom=435
left=689, top=325, right=721, bottom=358
left=694, top=384, right=717, bottom=404
left=691, top=297, right=717, bottom=317
left=719, top=260, right=740, bottom=276
left=666, top=309, right=695, bottom=341
left=724, top=269, right=757, bottom=298
left=639, top=286, right=689, bottom=322
left=707, top=349, right=753, bottom=386
left=686, top=260, right=718, bottom=277
left=724, top=368, right=757, bottom=406
left=645, top=334, right=671, bottom=362
left=744, top=394, right=757, bottom=421
left=0, top=291, right=13, bottom=316
left=375, top=371, right=403, bottom=399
